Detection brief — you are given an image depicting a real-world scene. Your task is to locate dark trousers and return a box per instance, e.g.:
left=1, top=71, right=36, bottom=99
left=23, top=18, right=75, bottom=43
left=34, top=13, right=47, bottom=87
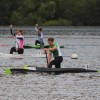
left=48, top=56, right=63, bottom=68
left=35, top=40, right=44, bottom=46
left=10, top=47, right=24, bottom=54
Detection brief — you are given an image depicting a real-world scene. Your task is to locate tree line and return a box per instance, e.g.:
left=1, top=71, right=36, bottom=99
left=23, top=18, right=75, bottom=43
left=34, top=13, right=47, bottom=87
left=0, top=0, right=100, bottom=26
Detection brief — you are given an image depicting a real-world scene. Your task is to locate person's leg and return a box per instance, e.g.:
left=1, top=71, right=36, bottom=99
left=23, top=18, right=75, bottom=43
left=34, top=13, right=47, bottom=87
left=40, top=40, right=44, bottom=48
left=55, top=56, right=63, bottom=68
left=18, top=49, right=24, bottom=54
left=48, top=60, right=55, bottom=68
left=54, top=57, right=63, bottom=75
left=55, top=63, right=61, bottom=68
left=48, top=57, right=63, bottom=68
left=41, top=40, right=44, bottom=45
left=35, top=40, right=40, bottom=45
left=10, top=47, right=16, bottom=54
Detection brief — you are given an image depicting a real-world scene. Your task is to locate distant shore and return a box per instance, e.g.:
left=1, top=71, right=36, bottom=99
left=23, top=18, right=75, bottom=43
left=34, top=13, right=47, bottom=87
left=0, top=26, right=100, bottom=35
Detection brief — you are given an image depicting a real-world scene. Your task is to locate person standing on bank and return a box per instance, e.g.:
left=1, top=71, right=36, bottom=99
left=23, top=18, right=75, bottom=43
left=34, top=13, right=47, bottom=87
left=44, top=38, right=63, bottom=68
left=35, top=24, right=44, bottom=47
left=9, top=25, right=24, bottom=54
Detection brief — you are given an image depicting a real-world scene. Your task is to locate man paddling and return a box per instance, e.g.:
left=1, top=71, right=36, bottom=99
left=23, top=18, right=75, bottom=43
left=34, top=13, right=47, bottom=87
left=9, top=25, right=24, bottom=54
left=35, top=24, right=44, bottom=48
left=44, top=38, right=63, bottom=68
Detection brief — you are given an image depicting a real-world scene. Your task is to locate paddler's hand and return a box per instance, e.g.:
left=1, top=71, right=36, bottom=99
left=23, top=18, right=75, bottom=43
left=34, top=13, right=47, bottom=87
left=44, top=50, right=47, bottom=54
left=35, top=24, right=38, bottom=26
left=10, top=25, right=13, bottom=28
left=44, top=48, right=48, bottom=54
left=35, top=24, right=38, bottom=32
left=44, top=48, right=49, bottom=51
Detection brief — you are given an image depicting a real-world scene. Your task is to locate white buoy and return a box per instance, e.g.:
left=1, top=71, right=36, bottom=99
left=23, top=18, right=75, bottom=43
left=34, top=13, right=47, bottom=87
left=71, top=53, right=78, bottom=59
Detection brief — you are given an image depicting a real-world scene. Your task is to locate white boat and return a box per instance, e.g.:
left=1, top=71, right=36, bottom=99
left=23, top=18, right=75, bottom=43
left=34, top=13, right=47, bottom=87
left=0, top=52, right=46, bottom=58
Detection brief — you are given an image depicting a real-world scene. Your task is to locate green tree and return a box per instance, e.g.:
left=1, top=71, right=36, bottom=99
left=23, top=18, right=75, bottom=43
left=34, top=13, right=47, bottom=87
left=10, top=0, right=38, bottom=25
left=37, top=1, right=56, bottom=23
left=0, top=0, right=12, bottom=25
left=0, top=0, right=100, bottom=26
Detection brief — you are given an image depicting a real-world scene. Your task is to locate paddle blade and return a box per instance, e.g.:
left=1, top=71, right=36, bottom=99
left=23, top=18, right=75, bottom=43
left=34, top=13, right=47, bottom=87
left=24, top=65, right=29, bottom=69
left=97, top=70, right=100, bottom=72
left=5, top=68, right=12, bottom=75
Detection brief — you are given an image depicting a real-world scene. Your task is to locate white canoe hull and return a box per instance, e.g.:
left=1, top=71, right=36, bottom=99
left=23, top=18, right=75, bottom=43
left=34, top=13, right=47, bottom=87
left=0, top=53, right=46, bottom=58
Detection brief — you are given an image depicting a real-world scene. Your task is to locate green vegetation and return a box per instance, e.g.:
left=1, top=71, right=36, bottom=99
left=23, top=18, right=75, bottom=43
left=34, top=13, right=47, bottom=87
left=0, top=0, right=100, bottom=26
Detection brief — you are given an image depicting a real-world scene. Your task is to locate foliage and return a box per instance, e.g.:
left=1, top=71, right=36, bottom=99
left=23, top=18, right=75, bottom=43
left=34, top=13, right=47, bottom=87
left=0, top=0, right=100, bottom=26
left=44, top=19, right=72, bottom=26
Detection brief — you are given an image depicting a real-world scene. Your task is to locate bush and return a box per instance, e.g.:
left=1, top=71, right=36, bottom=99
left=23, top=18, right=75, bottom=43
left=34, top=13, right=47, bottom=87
left=43, top=19, right=72, bottom=26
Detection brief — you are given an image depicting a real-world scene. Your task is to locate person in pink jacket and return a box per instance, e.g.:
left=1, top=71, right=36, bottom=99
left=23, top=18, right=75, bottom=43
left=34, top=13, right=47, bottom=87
left=9, top=25, right=24, bottom=54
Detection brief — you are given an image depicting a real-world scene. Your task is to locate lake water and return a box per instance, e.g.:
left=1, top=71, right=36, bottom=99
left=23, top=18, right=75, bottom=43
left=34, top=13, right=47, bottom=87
left=0, top=27, right=100, bottom=100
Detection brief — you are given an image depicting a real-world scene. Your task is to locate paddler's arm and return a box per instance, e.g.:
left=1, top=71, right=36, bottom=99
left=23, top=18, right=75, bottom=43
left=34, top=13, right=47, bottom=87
left=44, top=46, right=57, bottom=64
left=45, top=46, right=57, bottom=51
left=35, top=24, right=38, bottom=32
left=9, top=25, right=15, bottom=36
left=44, top=49, right=52, bottom=64
left=47, top=52, right=52, bottom=64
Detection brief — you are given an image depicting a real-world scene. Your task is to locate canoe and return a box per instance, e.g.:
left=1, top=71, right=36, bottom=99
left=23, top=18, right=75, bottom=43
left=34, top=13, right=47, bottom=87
left=5, top=65, right=99, bottom=75
left=0, top=53, right=45, bottom=58
left=24, top=44, right=64, bottom=49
